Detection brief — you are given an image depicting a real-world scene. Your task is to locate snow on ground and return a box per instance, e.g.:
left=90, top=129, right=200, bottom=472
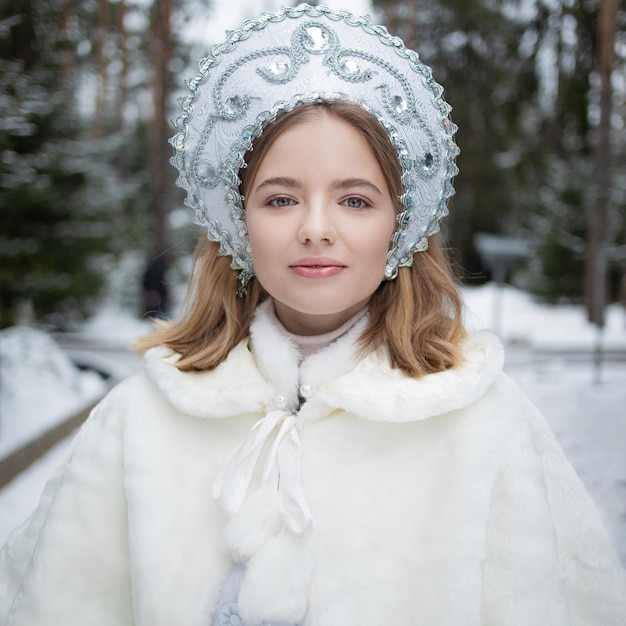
left=0, top=326, right=108, bottom=457
left=462, top=282, right=626, bottom=351
left=78, top=302, right=155, bottom=344
left=0, top=304, right=151, bottom=458
left=0, top=285, right=625, bottom=567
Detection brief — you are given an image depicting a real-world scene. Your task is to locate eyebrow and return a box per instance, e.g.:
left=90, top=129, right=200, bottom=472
left=253, top=176, right=382, bottom=195
left=331, top=178, right=382, bottom=195
left=253, top=177, right=302, bottom=193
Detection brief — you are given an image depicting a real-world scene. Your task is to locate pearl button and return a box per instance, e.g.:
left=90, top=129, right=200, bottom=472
left=274, top=394, right=288, bottom=409
left=299, top=384, right=314, bottom=399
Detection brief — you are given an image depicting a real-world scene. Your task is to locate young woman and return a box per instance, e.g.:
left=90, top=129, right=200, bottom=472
left=1, top=5, right=624, bottom=625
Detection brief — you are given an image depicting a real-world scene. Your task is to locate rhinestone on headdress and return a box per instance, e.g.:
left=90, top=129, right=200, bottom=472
left=171, top=3, right=459, bottom=290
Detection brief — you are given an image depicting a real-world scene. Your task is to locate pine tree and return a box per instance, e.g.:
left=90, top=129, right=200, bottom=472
left=0, top=0, right=188, bottom=328
left=0, top=0, right=107, bottom=328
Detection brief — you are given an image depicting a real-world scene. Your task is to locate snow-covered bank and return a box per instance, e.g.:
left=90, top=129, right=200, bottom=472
left=462, top=283, right=626, bottom=351
left=78, top=302, right=154, bottom=344
left=0, top=326, right=108, bottom=458
left=0, top=305, right=152, bottom=459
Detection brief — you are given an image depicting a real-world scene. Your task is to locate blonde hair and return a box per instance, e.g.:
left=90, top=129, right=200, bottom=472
left=137, top=101, right=466, bottom=376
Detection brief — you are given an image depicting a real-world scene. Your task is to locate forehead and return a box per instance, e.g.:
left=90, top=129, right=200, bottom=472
left=251, top=113, right=383, bottom=179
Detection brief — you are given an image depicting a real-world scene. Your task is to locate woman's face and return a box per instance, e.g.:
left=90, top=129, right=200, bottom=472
left=245, top=111, right=397, bottom=335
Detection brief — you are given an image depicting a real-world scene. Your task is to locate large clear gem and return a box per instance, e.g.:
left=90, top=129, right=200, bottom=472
left=303, top=26, right=329, bottom=52
left=340, top=58, right=361, bottom=75
left=266, top=60, right=290, bottom=77
left=224, top=95, right=243, bottom=115
left=392, top=95, right=408, bottom=115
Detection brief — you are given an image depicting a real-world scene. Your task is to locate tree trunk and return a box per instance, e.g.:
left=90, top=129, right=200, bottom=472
left=115, top=0, right=129, bottom=130
left=58, top=1, right=74, bottom=76
left=93, top=0, right=110, bottom=138
left=149, top=0, right=175, bottom=253
left=584, top=0, right=618, bottom=325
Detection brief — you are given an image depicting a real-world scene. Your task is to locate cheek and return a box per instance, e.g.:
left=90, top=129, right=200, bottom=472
left=373, top=220, right=396, bottom=271
left=246, top=215, right=268, bottom=255
left=372, top=215, right=396, bottom=255
left=246, top=216, right=278, bottom=282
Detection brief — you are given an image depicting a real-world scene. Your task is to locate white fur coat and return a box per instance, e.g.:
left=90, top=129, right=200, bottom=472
left=1, top=299, right=625, bottom=625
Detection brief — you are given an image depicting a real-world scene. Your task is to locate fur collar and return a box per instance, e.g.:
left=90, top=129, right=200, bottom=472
left=144, top=299, right=504, bottom=422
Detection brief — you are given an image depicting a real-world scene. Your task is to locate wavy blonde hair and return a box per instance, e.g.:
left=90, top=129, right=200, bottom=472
left=137, top=101, right=466, bottom=376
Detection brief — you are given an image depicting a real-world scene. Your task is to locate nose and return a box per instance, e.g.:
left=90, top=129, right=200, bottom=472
left=297, top=201, right=337, bottom=245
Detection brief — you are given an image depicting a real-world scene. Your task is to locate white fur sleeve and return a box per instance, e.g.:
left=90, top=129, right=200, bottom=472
left=481, top=382, right=626, bottom=625
left=0, top=381, right=136, bottom=626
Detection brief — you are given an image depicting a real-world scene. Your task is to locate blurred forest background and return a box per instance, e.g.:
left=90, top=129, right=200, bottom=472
left=1, top=0, right=625, bottom=331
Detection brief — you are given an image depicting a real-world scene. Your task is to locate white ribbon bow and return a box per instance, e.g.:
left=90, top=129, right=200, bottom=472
left=212, top=410, right=313, bottom=535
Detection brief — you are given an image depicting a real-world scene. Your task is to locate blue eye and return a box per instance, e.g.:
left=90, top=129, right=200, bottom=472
left=269, top=196, right=294, bottom=207
left=344, top=197, right=369, bottom=209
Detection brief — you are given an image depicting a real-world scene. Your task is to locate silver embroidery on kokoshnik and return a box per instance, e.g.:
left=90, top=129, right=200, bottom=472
left=170, top=3, right=459, bottom=295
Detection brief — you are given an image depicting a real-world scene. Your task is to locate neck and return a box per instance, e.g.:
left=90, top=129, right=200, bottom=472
left=268, top=302, right=368, bottom=361
left=273, top=298, right=371, bottom=335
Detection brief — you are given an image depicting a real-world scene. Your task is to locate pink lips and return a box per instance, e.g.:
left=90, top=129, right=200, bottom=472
left=290, top=258, right=346, bottom=279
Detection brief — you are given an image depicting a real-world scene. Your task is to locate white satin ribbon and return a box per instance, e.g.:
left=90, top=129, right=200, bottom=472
left=212, top=410, right=313, bottom=535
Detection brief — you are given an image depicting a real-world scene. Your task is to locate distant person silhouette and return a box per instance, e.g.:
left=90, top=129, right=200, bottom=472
left=142, top=252, right=169, bottom=319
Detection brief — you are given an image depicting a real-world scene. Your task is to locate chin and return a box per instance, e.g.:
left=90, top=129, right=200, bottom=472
left=288, top=299, right=352, bottom=315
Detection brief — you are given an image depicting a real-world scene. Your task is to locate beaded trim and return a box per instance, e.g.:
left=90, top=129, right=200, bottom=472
left=171, top=3, right=459, bottom=292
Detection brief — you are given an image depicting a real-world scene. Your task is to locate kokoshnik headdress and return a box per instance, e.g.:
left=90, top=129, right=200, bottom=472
left=171, top=3, right=459, bottom=293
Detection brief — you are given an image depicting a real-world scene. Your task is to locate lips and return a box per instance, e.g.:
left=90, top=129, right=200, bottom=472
left=290, top=258, right=346, bottom=278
